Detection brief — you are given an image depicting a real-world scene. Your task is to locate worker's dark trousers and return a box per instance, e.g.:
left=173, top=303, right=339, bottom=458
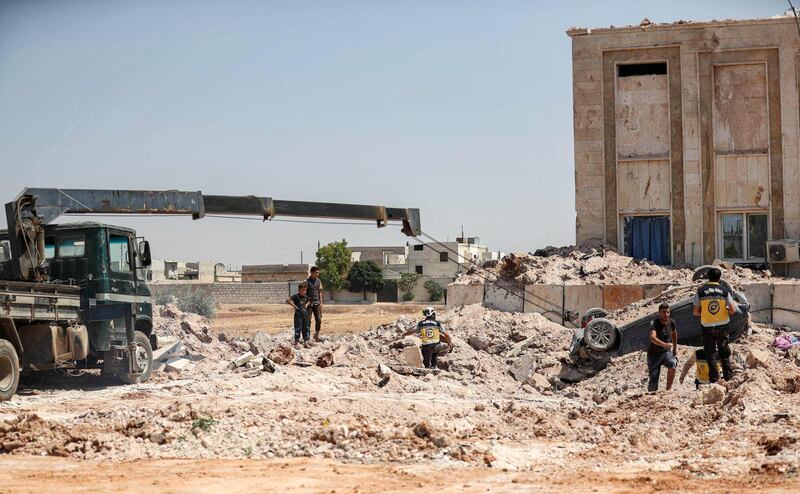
left=293, top=311, right=310, bottom=342
left=309, top=304, right=322, bottom=335
left=421, top=343, right=441, bottom=369
left=702, top=325, right=732, bottom=382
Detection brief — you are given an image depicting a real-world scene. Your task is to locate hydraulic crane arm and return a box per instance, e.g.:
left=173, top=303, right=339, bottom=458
left=5, top=188, right=421, bottom=281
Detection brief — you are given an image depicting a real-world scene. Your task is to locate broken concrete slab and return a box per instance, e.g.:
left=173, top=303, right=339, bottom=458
left=509, top=354, right=537, bottom=382
left=527, top=372, right=551, bottom=390
left=164, top=357, right=195, bottom=373
left=402, top=346, right=423, bottom=368
left=746, top=349, right=772, bottom=369
left=152, top=340, right=183, bottom=363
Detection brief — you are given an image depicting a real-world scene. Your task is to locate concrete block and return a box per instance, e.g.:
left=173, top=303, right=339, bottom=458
left=232, top=351, right=256, bottom=367
left=402, top=346, right=423, bottom=368
left=740, top=283, right=772, bottom=324
left=152, top=340, right=183, bottom=363
left=773, top=284, right=800, bottom=330
left=164, top=357, right=195, bottom=373
left=603, top=285, right=645, bottom=311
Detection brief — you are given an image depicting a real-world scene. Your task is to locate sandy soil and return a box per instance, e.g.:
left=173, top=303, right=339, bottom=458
left=212, top=303, right=444, bottom=338
left=0, top=456, right=797, bottom=494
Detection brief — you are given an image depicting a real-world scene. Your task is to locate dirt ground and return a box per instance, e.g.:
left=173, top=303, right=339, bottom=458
left=1, top=302, right=799, bottom=493
left=0, top=456, right=796, bottom=494
left=212, top=303, right=444, bottom=338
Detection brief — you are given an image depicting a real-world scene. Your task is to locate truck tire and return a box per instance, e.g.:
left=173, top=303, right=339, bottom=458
left=583, top=318, right=618, bottom=352
left=118, top=331, right=153, bottom=385
left=0, top=339, right=20, bottom=402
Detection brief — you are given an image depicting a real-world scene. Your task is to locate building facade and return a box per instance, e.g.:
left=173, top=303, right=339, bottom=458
left=569, top=16, right=800, bottom=271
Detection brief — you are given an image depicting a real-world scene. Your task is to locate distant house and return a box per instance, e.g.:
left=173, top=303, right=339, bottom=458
left=241, top=264, right=309, bottom=283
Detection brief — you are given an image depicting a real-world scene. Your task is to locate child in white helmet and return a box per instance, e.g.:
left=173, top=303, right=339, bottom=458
left=402, top=306, right=453, bottom=369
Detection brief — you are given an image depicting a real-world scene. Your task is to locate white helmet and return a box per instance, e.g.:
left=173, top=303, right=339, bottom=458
left=422, top=306, right=436, bottom=318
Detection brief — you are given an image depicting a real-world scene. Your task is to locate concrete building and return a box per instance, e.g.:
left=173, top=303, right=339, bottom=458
left=405, top=237, right=490, bottom=279
left=241, top=264, right=309, bottom=283
left=148, top=259, right=240, bottom=283
left=568, top=14, right=800, bottom=272
left=349, top=246, right=406, bottom=266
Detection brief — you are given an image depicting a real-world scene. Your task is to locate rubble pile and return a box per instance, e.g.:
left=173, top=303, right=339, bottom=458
left=462, top=245, right=773, bottom=286
left=1, top=303, right=798, bottom=478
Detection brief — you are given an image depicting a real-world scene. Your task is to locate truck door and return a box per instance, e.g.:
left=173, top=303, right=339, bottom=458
left=106, top=231, right=136, bottom=302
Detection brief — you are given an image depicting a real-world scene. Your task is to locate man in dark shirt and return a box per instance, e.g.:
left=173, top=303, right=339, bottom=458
left=307, top=266, right=324, bottom=342
left=286, top=282, right=311, bottom=347
left=647, top=303, right=678, bottom=392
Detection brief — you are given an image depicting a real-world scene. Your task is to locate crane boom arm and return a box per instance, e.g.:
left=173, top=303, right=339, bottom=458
left=5, top=188, right=421, bottom=281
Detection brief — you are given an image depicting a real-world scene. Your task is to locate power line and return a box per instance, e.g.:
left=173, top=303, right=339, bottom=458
left=790, top=0, right=800, bottom=38
left=413, top=230, right=576, bottom=326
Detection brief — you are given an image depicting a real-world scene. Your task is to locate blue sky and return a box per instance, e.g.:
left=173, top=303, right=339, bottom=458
left=0, top=0, right=784, bottom=267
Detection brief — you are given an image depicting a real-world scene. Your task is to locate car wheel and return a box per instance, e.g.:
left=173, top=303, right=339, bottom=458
left=583, top=318, right=618, bottom=351
left=581, top=307, right=609, bottom=328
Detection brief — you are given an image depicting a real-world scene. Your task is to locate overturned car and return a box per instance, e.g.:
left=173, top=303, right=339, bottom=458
left=569, top=267, right=752, bottom=370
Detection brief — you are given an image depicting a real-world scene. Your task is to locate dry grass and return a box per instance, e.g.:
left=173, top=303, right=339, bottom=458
left=211, top=303, right=445, bottom=338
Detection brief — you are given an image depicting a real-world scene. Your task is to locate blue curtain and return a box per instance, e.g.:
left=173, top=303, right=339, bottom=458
left=629, top=216, right=670, bottom=265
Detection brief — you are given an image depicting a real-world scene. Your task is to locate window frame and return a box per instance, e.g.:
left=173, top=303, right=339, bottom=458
left=413, top=244, right=424, bottom=251
left=57, top=234, right=86, bottom=258
left=108, top=233, right=134, bottom=274
left=415, top=265, right=423, bottom=275
left=717, top=210, right=769, bottom=262
left=439, top=252, right=449, bottom=262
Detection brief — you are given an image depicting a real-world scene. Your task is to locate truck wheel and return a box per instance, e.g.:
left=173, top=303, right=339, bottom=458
left=583, top=318, right=618, bottom=352
left=119, top=331, right=153, bottom=385
left=0, top=339, right=20, bottom=402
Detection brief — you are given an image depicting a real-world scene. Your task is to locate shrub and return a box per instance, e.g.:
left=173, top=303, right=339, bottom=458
left=424, top=280, right=444, bottom=302
left=153, top=285, right=216, bottom=318
left=398, top=273, right=420, bottom=302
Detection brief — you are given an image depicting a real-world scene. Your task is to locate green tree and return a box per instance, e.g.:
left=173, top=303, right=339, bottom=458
left=347, top=261, right=385, bottom=297
left=398, top=273, right=420, bottom=302
left=424, top=280, right=444, bottom=302
left=315, top=240, right=352, bottom=293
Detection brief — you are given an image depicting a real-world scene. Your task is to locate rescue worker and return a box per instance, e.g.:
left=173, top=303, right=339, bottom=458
left=692, top=267, right=738, bottom=383
left=402, top=307, right=453, bottom=369
left=679, top=348, right=722, bottom=389
left=647, top=303, right=678, bottom=392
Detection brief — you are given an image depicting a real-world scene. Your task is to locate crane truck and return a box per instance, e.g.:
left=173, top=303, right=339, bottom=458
left=0, top=188, right=421, bottom=400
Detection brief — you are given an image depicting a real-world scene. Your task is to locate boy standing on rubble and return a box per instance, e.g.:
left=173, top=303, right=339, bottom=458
left=647, top=303, right=678, bottom=392
left=286, top=282, right=311, bottom=347
left=402, top=307, right=453, bottom=369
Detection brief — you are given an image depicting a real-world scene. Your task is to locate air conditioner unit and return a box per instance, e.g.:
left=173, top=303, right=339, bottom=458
left=766, top=239, right=800, bottom=263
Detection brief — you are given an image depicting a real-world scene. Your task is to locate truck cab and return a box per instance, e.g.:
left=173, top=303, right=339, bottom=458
left=0, top=222, right=155, bottom=355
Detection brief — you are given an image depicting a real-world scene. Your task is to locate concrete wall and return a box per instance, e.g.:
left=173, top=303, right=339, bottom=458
left=333, top=290, right=378, bottom=303
left=445, top=282, right=484, bottom=309
left=150, top=282, right=290, bottom=304
left=569, top=18, right=800, bottom=269
left=773, top=284, right=800, bottom=328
